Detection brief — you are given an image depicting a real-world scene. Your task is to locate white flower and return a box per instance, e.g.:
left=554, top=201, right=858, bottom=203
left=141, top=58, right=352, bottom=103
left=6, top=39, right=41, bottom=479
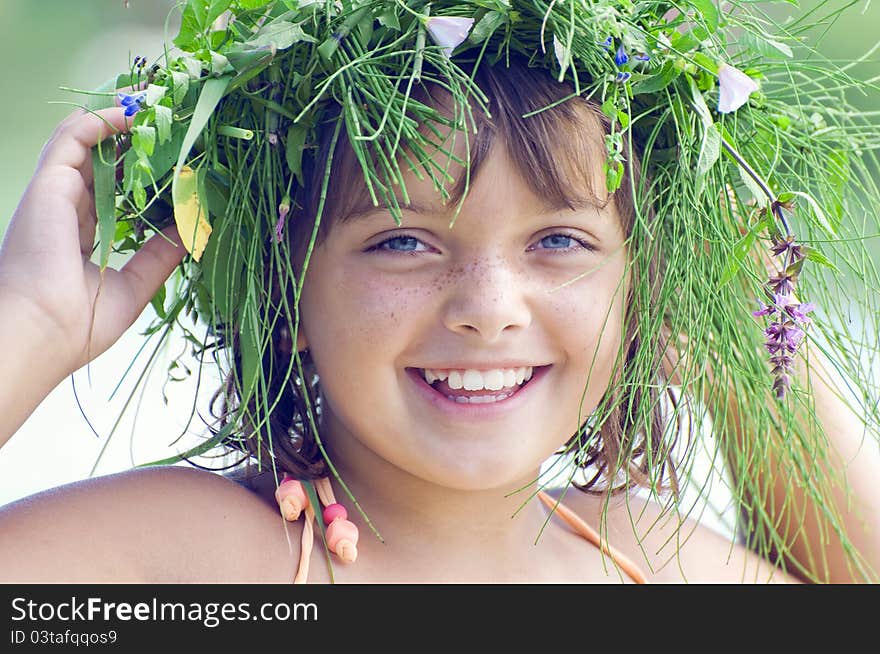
left=425, top=16, right=475, bottom=58
left=717, top=63, right=759, bottom=113
left=553, top=34, right=567, bottom=71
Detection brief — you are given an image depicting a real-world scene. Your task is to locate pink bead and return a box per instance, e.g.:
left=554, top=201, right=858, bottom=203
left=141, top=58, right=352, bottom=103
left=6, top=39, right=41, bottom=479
left=326, top=519, right=359, bottom=563
left=322, top=502, right=348, bottom=525
left=274, top=477, right=307, bottom=522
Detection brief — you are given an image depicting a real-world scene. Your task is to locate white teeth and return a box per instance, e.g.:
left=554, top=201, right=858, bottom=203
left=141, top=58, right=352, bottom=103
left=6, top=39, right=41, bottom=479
left=421, top=366, right=535, bottom=391
left=446, top=391, right=515, bottom=404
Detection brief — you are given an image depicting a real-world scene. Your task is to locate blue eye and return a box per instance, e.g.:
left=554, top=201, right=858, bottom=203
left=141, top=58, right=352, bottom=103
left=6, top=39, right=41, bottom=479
left=533, top=232, right=594, bottom=253
left=371, top=235, right=430, bottom=253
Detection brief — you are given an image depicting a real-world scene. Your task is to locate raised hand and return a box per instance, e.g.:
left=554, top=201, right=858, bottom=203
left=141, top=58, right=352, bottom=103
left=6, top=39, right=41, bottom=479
left=0, top=107, right=185, bottom=441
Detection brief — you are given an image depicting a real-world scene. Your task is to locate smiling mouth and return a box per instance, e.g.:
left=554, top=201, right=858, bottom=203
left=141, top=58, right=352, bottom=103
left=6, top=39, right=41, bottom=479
left=410, top=365, right=550, bottom=404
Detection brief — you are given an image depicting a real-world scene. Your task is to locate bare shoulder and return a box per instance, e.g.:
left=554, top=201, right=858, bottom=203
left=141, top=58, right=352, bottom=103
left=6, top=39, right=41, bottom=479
left=551, top=488, right=801, bottom=584
left=0, top=466, right=300, bottom=582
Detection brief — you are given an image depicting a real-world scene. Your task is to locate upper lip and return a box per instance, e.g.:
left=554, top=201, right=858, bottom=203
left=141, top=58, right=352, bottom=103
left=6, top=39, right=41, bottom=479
left=409, top=363, right=550, bottom=372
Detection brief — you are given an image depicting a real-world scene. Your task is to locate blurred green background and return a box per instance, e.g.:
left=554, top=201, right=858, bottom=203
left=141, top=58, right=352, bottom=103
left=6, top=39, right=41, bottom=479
left=1, top=1, right=179, bottom=229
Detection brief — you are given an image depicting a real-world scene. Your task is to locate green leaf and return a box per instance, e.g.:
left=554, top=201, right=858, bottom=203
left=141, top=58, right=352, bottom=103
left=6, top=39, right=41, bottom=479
left=631, top=61, right=679, bottom=95
left=739, top=31, right=794, bottom=59
left=378, top=9, right=400, bottom=30
left=227, top=44, right=276, bottom=72
left=132, top=125, right=157, bottom=158
left=469, top=11, right=505, bottom=45
left=802, top=246, right=840, bottom=272
left=123, top=122, right=186, bottom=191
left=174, top=0, right=233, bottom=51
left=247, top=20, right=317, bottom=50
left=691, top=52, right=719, bottom=75
left=788, top=191, right=839, bottom=237
left=173, top=75, right=232, bottom=191
left=150, top=282, right=167, bottom=319
left=236, top=0, right=272, bottom=9
left=154, top=104, right=173, bottom=144
left=200, top=223, right=245, bottom=324
left=688, top=76, right=714, bottom=128
left=84, top=78, right=120, bottom=272
left=688, top=0, right=720, bottom=33
left=238, top=304, right=264, bottom=407
left=718, top=228, right=757, bottom=287
left=132, top=176, right=147, bottom=210
left=697, top=122, right=721, bottom=178
left=286, top=123, right=308, bottom=184
left=92, top=138, right=117, bottom=271
left=170, top=70, right=190, bottom=105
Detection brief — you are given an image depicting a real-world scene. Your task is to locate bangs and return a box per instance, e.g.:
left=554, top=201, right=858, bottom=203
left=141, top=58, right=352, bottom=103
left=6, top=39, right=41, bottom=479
left=297, top=54, right=632, bottom=247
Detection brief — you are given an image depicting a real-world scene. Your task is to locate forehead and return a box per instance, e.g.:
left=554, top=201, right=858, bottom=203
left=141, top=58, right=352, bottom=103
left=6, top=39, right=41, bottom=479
left=344, top=140, right=613, bottom=228
left=334, top=99, right=613, bottom=230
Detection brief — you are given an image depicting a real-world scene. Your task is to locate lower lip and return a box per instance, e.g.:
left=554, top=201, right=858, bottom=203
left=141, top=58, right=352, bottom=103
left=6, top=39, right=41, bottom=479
left=405, top=365, right=551, bottom=420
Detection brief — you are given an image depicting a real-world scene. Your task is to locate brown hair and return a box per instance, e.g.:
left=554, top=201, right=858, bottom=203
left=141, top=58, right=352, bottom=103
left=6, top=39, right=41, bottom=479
left=212, top=53, right=679, bottom=498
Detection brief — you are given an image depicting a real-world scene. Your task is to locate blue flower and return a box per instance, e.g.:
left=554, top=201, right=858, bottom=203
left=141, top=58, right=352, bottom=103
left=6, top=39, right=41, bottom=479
left=599, top=36, right=613, bottom=49
left=634, top=53, right=650, bottom=62
left=614, top=44, right=629, bottom=66
left=616, top=71, right=631, bottom=83
left=117, top=91, right=146, bottom=117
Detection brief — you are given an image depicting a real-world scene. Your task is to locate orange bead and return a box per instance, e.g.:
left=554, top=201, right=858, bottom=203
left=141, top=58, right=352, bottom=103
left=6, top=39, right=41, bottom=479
left=326, top=519, right=359, bottom=563
left=274, top=476, right=307, bottom=522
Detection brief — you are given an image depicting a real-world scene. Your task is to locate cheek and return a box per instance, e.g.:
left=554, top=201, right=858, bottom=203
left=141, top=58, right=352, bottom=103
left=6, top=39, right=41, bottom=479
left=550, top=263, right=627, bottom=370
left=300, top=261, right=438, bottom=355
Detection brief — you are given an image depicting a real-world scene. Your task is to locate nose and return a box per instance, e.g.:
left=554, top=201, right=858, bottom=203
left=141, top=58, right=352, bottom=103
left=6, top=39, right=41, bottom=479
left=440, top=255, right=532, bottom=343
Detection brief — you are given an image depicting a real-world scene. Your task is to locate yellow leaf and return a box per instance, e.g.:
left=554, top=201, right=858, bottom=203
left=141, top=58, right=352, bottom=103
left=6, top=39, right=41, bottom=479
left=172, top=165, right=212, bottom=261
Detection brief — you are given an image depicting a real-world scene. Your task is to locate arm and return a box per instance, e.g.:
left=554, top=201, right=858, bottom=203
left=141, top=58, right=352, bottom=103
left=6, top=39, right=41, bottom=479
left=661, top=296, right=880, bottom=583
left=0, top=107, right=185, bottom=445
left=723, top=338, right=880, bottom=583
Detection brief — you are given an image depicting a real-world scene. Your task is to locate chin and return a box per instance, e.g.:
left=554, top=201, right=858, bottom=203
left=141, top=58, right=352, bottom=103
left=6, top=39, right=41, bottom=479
left=411, top=455, right=542, bottom=493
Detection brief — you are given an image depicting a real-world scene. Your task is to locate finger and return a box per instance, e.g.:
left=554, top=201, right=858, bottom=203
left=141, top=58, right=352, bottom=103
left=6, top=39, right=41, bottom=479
left=77, top=188, right=97, bottom=256
left=38, top=107, right=130, bottom=172
left=6, top=165, right=90, bottom=258
left=117, top=224, right=186, bottom=323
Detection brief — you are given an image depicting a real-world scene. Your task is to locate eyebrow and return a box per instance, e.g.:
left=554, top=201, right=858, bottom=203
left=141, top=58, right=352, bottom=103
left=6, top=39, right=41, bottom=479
left=339, top=196, right=604, bottom=225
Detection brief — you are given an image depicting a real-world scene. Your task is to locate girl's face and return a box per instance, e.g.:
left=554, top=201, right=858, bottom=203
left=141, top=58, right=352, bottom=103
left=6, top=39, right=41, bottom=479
left=297, top=136, right=629, bottom=492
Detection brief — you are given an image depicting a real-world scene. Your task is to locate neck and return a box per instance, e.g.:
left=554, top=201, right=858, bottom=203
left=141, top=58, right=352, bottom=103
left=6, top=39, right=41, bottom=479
left=320, top=417, right=569, bottom=582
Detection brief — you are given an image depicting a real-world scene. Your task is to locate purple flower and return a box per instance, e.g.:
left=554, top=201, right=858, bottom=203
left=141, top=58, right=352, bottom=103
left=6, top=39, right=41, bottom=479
left=784, top=300, right=815, bottom=324
left=752, top=301, right=776, bottom=318
left=752, top=238, right=816, bottom=399
left=274, top=201, right=290, bottom=243
left=772, top=374, right=792, bottom=400
left=764, top=321, right=805, bottom=354
left=770, top=234, right=805, bottom=262
left=117, top=91, right=146, bottom=117
left=717, top=63, right=759, bottom=114
left=768, top=270, right=797, bottom=295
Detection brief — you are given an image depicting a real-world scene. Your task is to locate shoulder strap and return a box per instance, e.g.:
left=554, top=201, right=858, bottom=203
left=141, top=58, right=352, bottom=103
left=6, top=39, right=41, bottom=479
left=537, top=491, right=648, bottom=584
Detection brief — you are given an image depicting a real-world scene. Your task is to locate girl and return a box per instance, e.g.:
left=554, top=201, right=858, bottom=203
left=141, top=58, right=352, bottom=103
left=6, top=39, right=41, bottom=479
left=0, top=0, right=878, bottom=583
